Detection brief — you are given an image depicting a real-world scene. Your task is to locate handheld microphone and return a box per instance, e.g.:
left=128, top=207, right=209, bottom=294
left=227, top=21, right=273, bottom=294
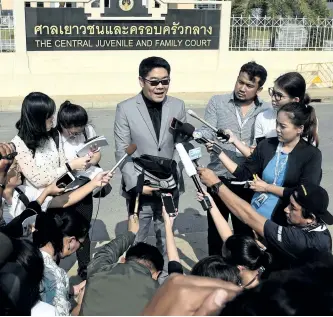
left=182, top=142, right=202, bottom=167
left=176, top=143, right=212, bottom=211
left=171, top=118, right=196, bottom=143
left=193, top=131, right=223, bottom=155
left=187, top=110, right=230, bottom=141
left=109, top=144, right=137, bottom=175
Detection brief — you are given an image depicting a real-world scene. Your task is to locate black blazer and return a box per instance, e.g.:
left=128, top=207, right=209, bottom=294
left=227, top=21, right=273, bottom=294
left=233, top=137, right=322, bottom=225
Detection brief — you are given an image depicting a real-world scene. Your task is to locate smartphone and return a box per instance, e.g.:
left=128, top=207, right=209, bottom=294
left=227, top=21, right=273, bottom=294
left=56, top=172, right=75, bottom=189
left=170, top=117, right=184, bottom=130
left=161, top=193, right=176, bottom=217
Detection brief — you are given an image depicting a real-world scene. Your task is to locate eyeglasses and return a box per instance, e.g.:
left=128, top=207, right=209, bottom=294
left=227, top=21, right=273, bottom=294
left=268, top=87, right=288, bottom=101
left=65, top=128, right=84, bottom=137
left=143, top=78, right=170, bottom=86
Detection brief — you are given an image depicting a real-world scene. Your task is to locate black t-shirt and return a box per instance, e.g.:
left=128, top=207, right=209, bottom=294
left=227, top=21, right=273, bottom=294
left=141, top=92, right=163, bottom=141
left=264, top=220, right=332, bottom=269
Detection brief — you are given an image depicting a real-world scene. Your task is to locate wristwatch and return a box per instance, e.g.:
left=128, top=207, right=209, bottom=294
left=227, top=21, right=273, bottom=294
left=210, top=181, right=223, bottom=195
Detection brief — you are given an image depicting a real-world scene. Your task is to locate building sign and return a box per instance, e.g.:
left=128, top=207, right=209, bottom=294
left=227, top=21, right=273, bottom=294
left=25, top=7, right=221, bottom=51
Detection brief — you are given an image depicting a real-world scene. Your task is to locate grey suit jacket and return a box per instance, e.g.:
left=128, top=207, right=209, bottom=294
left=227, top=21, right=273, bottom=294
left=114, top=93, right=186, bottom=199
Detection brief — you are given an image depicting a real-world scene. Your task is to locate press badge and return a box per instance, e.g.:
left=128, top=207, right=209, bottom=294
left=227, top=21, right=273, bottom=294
left=253, top=193, right=269, bottom=209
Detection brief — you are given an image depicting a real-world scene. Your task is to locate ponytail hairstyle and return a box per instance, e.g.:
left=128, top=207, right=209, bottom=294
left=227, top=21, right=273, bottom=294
left=278, top=102, right=319, bottom=147
left=33, top=210, right=90, bottom=261
left=56, top=100, right=88, bottom=131
left=275, top=72, right=310, bottom=105
left=222, top=235, right=272, bottom=271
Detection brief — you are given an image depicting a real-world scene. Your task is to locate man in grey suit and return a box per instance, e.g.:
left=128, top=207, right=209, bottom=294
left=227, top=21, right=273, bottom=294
left=114, top=56, right=186, bottom=278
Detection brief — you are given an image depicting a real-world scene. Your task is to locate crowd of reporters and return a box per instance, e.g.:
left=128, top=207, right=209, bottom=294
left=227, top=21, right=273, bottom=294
left=0, top=57, right=333, bottom=316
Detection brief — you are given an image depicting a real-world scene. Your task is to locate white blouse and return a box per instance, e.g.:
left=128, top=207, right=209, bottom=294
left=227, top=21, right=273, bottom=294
left=11, top=134, right=67, bottom=190
left=60, top=125, right=103, bottom=180
left=60, top=124, right=97, bottom=161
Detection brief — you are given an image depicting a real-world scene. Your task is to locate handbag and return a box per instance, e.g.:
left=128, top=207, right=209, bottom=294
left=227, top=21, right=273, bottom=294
left=133, top=154, right=178, bottom=190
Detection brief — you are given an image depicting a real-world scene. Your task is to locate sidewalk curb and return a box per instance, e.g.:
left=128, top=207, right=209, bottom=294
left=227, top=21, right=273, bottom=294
left=0, top=95, right=332, bottom=112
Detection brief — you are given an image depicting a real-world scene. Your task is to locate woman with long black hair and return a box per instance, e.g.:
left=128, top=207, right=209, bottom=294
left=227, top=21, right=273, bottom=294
left=11, top=92, right=91, bottom=214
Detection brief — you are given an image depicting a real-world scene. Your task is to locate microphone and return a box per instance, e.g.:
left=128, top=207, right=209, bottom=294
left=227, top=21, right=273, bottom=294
left=172, top=120, right=224, bottom=155
left=109, top=144, right=137, bottom=174
left=193, top=131, right=223, bottom=155
left=187, top=110, right=230, bottom=141
left=171, top=118, right=195, bottom=143
left=175, top=143, right=212, bottom=211
left=182, top=142, right=202, bottom=167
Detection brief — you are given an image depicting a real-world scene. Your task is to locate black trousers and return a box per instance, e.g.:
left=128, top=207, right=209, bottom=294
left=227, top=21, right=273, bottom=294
left=207, top=178, right=254, bottom=256
left=75, top=193, right=93, bottom=270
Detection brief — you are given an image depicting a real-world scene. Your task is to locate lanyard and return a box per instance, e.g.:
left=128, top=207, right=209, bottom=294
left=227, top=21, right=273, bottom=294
left=235, top=107, right=250, bottom=130
left=273, top=143, right=288, bottom=185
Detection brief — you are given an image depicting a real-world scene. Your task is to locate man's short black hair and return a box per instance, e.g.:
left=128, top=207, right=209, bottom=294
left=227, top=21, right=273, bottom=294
left=239, top=61, right=267, bottom=88
left=126, top=242, right=164, bottom=272
left=139, top=56, right=171, bottom=78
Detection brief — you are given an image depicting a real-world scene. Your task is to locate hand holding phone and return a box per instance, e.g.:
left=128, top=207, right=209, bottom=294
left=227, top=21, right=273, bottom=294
left=56, top=172, right=75, bottom=189
left=161, top=193, right=177, bottom=217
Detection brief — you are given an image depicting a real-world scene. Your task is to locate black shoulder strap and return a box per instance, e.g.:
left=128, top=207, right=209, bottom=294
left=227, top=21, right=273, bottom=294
left=83, top=127, right=88, bottom=141
left=14, top=187, right=30, bottom=207
left=50, top=128, right=60, bottom=150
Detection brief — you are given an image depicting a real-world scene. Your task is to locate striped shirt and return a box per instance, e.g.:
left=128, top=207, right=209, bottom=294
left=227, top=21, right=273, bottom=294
left=199, top=92, right=271, bottom=178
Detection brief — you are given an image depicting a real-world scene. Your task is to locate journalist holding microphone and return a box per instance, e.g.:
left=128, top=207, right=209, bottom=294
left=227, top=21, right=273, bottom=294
left=211, top=102, right=321, bottom=226
left=198, top=61, right=271, bottom=256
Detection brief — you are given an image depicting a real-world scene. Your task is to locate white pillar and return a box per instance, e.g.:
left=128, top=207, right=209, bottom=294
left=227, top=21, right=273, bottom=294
left=13, top=0, right=27, bottom=53
left=13, top=0, right=30, bottom=76
left=217, top=0, right=231, bottom=69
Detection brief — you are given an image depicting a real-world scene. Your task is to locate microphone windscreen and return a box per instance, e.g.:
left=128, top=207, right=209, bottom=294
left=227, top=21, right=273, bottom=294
left=125, top=144, right=137, bottom=156
left=176, top=143, right=197, bottom=177
left=181, top=123, right=196, bottom=136
left=193, top=130, right=203, bottom=139
left=0, top=233, right=13, bottom=269
left=187, top=109, right=197, bottom=117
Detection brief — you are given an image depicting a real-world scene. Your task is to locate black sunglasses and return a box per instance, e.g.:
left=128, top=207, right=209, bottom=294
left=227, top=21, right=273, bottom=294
left=143, top=78, right=170, bottom=86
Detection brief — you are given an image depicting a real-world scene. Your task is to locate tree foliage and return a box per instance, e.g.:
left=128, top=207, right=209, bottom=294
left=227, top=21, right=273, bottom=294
left=231, top=0, right=330, bottom=19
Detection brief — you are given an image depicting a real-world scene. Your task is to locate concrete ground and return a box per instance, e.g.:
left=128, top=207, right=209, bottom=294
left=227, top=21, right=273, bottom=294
left=0, top=99, right=332, bottom=276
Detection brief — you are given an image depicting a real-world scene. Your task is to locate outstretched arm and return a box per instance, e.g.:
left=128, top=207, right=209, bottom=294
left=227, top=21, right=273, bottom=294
left=198, top=168, right=267, bottom=237
left=197, top=191, right=232, bottom=242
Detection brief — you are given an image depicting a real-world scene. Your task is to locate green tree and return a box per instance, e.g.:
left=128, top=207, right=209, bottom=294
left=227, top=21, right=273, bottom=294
left=231, top=0, right=330, bottom=19
left=231, top=0, right=331, bottom=50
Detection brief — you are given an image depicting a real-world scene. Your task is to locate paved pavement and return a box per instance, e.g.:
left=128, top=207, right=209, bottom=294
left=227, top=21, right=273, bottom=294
left=0, top=102, right=332, bottom=276
left=0, top=88, right=333, bottom=111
